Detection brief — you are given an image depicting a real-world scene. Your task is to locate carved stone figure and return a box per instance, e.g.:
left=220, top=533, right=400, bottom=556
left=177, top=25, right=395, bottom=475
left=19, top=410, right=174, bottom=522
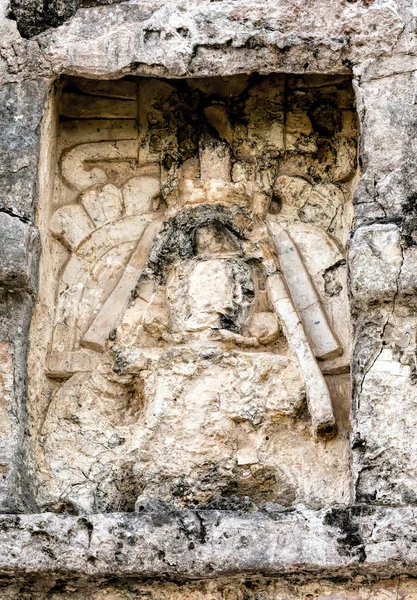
left=29, top=75, right=356, bottom=512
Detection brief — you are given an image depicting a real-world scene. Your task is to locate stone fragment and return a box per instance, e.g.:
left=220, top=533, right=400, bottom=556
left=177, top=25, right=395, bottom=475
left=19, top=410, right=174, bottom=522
left=81, top=218, right=164, bottom=352
left=0, top=81, right=48, bottom=219
left=0, top=506, right=416, bottom=580
left=354, top=343, right=417, bottom=505
left=199, top=140, right=231, bottom=183
left=122, top=169, right=160, bottom=216
left=61, top=141, right=138, bottom=191
left=247, top=312, right=280, bottom=344
left=203, top=105, right=233, bottom=145
left=286, top=112, right=316, bottom=153
left=350, top=224, right=403, bottom=305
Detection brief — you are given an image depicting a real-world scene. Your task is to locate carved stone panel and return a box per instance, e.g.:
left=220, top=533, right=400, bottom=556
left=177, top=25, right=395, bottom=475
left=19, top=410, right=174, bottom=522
left=28, top=74, right=358, bottom=513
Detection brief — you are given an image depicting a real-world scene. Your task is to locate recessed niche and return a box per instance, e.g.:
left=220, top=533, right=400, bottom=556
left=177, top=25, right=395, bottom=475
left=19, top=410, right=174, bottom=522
left=28, top=73, right=358, bottom=513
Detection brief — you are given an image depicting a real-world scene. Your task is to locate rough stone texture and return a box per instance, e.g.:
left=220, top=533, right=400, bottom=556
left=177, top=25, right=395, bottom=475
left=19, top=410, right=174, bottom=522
left=0, top=290, right=37, bottom=513
left=0, top=0, right=416, bottom=594
left=28, top=74, right=355, bottom=515
left=0, top=212, right=39, bottom=292
left=0, top=342, right=16, bottom=508
left=27, top=1, right=408, bottom=79
left=9, top=0, right=128, bottom=39
left=0, top=79, right=45, bottom=514
left=0, top=1, right=413, bottom=85
left=0, top=213, right=38, bottom=510
left=0, top=506, right=415, bottom=580
left=1, top=577, right=417, bottom=600
left=8, top=0, right=78, bottom=39
left=350, top=65, right=417, bottom=505
left=0, top=80, right=48, bottom=219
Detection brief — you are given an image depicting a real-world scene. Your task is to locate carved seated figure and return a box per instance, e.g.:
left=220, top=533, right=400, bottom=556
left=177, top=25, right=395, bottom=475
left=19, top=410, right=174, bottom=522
left=37, top=143, right=347, bottom=513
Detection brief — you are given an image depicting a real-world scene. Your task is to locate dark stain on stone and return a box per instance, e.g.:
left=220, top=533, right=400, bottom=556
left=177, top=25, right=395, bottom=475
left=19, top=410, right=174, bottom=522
left=308, top=99, right=342, bottom=137
left=401, top=193, right=417, bottom=247
left=324, top=507, right=367, bottom=563
left=42, top=499, right=80, bottom=515
left=9, top=0, right=126, bottom=38
left=147, top=204, right=251, bottom=280
left=175, top=512, right=207, bottom=544
left=9, top=0, right=78, bottom=38
left=41, top=546, right=57, bottom=559
left=243, top=37, right=266, bottom=50
left=0, top=207, right=32, bottom=226
left=198, top=495, right=254, bottom=511
left=150, top=512, right=174, bottom=527
left=80, top=0, right=126, bottom=7
left=47, top=579, right=68, bottom=593
left=323, top=259, right=346, bottom=297
left=77, top=516, right=94, bottom=547
left=351, top=433, right=367, bottom=453
left=356, top=489, right=377, bottom=503
left=0, top=515, right=21, bottom=531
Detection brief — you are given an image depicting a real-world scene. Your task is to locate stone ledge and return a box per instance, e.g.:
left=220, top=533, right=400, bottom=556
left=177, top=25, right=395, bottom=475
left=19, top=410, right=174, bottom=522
left=0, top=506, right=416, bottom=581
left=33, top=1, right=403, bottom=80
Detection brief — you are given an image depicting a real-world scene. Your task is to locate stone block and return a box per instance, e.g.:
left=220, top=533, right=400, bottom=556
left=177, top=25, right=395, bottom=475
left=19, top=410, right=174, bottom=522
left=0, top=212, right=39, bottom=292
left=353, top=73, right=417, bottom=227
left=0, top=338, right=21, bottom=513
left=0, top=81, right=47, bottom=219
left=349, top=224, right=403, bottom=305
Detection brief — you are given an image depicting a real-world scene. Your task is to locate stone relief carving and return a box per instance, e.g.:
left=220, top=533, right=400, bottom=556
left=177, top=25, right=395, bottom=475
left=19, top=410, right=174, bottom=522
left=29, top=75, right=357, bottom=512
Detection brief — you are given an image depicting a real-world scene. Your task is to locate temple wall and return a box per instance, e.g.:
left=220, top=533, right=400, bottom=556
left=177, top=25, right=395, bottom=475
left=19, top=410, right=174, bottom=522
left=0, top=0, right=417, bottom=596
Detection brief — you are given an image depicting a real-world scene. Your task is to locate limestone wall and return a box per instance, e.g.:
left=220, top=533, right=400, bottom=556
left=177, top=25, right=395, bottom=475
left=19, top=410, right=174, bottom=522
left=0, top=0, right=417, bottom=596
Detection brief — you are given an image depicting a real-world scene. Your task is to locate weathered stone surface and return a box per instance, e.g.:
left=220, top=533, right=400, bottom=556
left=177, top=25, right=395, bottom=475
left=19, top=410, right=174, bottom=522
left=0, top=292, right=37, bottom=513
left=350, top=224, right=403, bottom=305
left=0, top=210, right=40, bottom=514
left=0, top=212, right=39, bottom=292
left=0, top=506, right=415, bottom=581
left=0, top=76, right=46, bottom=515
left=29, top=74, right=354, bottom=514
left=0, top=0, right=417, bottom=592
left=0, top=80, right=48, bottom=220
left=0, top=1, right=409, bottom=85
left=350, top=66, right=417, bottom=506
left=0, top=342, right=16, bottom=509
left=352, top=72, right=417, bottom=228
left=9, top=0, right=77, bottom=38
left=9, top=0, right=127, bottom=39
left=2, top=574, right=417, bottom=599
left=34, top=1, right=405, bottom=79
